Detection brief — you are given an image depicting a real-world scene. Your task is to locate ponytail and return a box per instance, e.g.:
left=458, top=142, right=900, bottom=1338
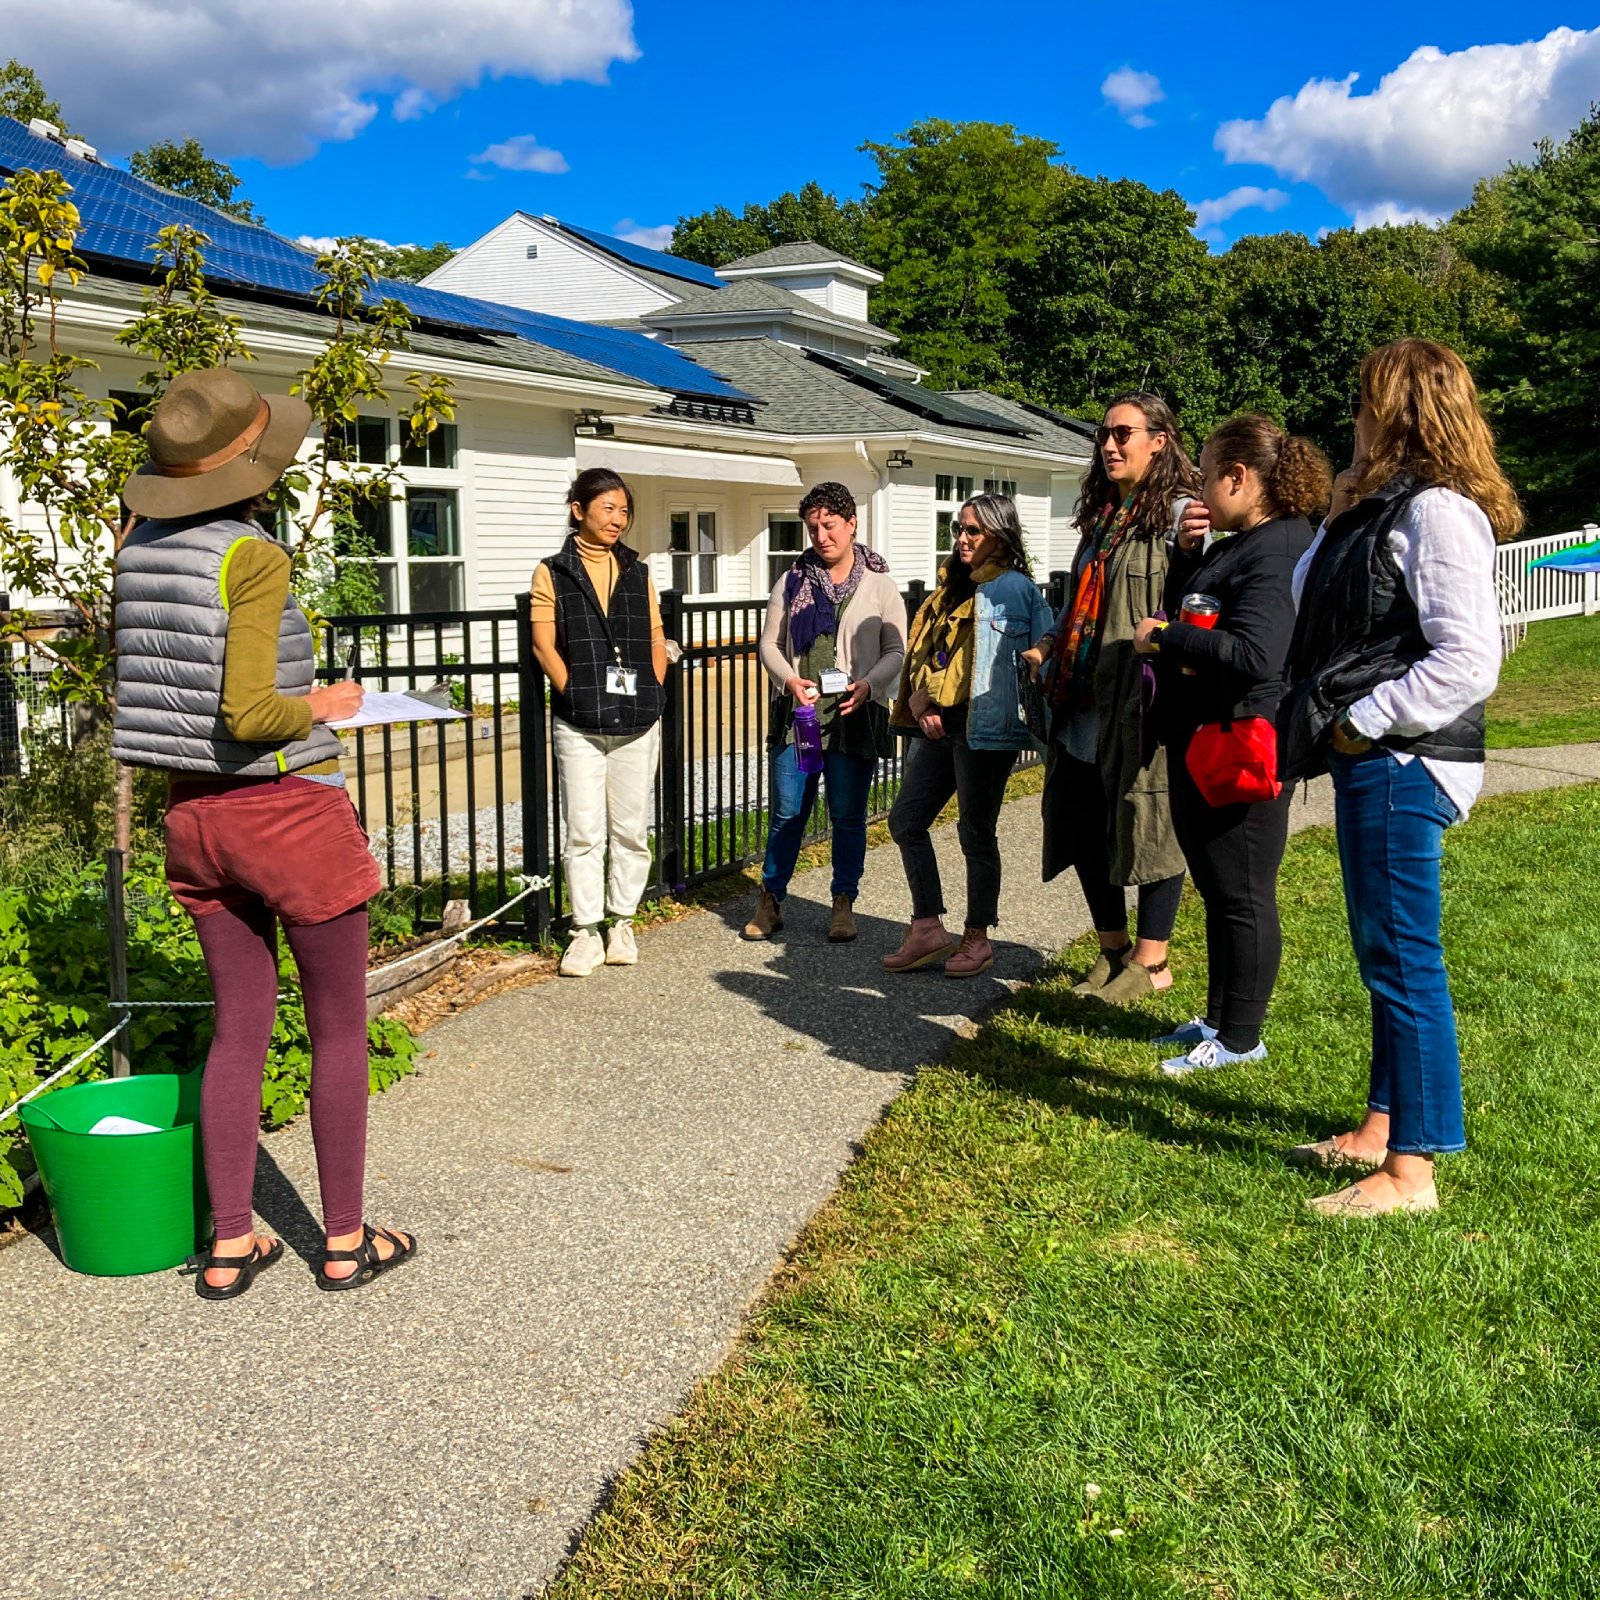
left=1204, top=413, right=1332, bottom=522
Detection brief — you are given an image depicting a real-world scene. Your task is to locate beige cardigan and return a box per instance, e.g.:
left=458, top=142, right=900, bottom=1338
left=759, top=565, right=908, bottom=706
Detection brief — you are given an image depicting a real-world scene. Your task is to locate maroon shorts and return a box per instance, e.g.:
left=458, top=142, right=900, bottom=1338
left=164, top=776, right=382, bottom=926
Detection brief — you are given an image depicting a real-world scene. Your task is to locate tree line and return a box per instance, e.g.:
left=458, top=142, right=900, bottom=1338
left=674, top=117, right=1599, bottom=537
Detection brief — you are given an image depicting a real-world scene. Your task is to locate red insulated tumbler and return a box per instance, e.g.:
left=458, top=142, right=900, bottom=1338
left=1177, top=593, right=1221, bottom=675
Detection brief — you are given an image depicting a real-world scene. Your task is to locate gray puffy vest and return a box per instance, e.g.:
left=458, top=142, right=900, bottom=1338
left=112, top=517, right=343, bottom=776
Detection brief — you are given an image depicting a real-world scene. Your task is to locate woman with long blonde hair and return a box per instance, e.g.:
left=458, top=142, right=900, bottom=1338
left=1279, top=337, right=1522, bottom=1216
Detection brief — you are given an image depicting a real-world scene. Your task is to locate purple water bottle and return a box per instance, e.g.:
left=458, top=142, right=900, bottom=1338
left=793, top=699, right=824, bottom=775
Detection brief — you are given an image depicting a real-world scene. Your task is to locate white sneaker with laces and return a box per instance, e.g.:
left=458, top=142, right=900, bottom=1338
left=1160, top=1037, right=1267, bottom=1077
left=605, top=921, right=638, bottom=965
left=559, top=927, right=605, bottom=978
left=1153, top=1016, right=1219, bottom=1049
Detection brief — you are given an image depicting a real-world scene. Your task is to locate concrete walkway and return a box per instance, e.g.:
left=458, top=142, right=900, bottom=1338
left=3, top=745, right=1596, bottom=1600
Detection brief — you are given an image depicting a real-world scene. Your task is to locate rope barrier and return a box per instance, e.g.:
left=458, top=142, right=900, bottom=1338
left=363, top=874, right=550, bottom=980
left=0, top=1018, right=131, bottom=1126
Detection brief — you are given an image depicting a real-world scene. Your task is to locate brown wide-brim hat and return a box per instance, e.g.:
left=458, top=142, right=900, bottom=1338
left=122, top=366, right=312, bottom=520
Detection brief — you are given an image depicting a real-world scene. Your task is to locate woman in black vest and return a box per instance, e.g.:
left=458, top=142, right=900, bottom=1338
left=530, top=469, right=667, bottom=977
left=1134, top=414, right=1330, bottom=1076
left=1279, top=338, right=1522, bottom=1216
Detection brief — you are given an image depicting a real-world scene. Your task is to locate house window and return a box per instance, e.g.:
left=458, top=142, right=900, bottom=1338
left=329, top=414, right=390, bottom=465
left=984, top=477, right=1018, bottom=498
left=400, top=422, right=458, bottom=471
left=934, top=474, right=974, bottom=558
left=405, top=489, right=465, bottom=611
left=766, top=514, right=805, bottom=591
left=332, top=494, right=399, bottom=612
left=670, top=509, right=718, bottom=595
left=109, top=389, right=153, bottom=436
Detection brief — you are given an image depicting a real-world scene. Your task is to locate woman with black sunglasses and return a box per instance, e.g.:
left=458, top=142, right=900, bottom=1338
left=1022, top=392, right=1205, bottom=1004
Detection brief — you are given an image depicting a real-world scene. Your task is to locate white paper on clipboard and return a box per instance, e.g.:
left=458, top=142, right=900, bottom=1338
left=325, top=691, right=469, bottom=730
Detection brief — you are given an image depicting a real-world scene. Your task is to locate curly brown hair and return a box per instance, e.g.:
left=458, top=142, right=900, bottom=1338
left=1204, top=413, right=1333, bottom=521
left=1356, top=338, right=1523, bottom=541
left=1073, top=391, right=1201, bottom=541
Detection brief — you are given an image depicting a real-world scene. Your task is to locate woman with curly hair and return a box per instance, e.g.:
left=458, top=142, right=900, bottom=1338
left=1279, top=337, right=1522, bottom=1216
left=1133, top=414, right=1331, bottom=1076
left=1024, top=392, right=1206, bottom=1005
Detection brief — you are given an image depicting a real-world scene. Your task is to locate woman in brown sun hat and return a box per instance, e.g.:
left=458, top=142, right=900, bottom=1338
left=114, top=367, right=416, bottom=1299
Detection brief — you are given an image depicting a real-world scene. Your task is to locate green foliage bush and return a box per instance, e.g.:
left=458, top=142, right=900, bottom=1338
left=0, top=851, right=417, bottom=1207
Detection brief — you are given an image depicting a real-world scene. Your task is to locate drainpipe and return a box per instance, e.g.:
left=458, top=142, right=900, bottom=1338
left=855, top=441, right=890, bottom=557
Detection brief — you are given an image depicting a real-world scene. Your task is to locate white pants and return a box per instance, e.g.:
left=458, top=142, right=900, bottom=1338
left=552, top=718, right=661, bottom=929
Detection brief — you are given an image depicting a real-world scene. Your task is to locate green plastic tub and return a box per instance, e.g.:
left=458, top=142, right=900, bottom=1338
left=19, top=1073, right=211, bottom=1276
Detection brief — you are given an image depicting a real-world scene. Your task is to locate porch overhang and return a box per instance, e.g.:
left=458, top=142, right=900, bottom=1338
left=576, top=436, right=802, bottom=488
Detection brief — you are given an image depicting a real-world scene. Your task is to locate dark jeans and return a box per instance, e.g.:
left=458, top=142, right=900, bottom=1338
left=762, top=743, right=876, bottom=901
left=1168, top=736, right=1293, bottom=1051
left=1047, top=748, right=1184, bottom=942
left=1332, top=751, right=1466, bottom=1155
left=889, top=731, right=1017, bottom=927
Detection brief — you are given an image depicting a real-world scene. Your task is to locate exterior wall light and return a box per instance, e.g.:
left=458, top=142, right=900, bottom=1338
left=885, top=450, right=912, bottom=469
left=573, top=412, right=615, bottom=438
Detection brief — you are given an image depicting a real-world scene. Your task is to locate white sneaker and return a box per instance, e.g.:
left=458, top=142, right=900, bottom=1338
left=1153, top=1016, right=1219, bottom=1049
left=605, top=921, right=638, bottom=965
left=1160, top=1038, right=1267, bottom=1077
left=559, top=927, right=605, bottom=978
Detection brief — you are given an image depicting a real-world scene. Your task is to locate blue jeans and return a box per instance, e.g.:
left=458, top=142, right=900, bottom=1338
left=1332, top=752, right=1466, bottom=1155
left=761, top=744, right=876, bottom=902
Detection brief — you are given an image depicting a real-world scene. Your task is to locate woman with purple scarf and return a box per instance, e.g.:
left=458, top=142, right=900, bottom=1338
left=748, top=482, right=907, bottom=943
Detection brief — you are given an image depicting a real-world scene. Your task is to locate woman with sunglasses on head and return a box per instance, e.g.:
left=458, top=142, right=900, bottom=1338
left=1132, top=415, right=1331, bottom=1076
left=1022, top=393, right=1206, bottom=1005
left=1279, top=338, right=1521, bottom=1217
left=885, top=494, right=1054, bottom=978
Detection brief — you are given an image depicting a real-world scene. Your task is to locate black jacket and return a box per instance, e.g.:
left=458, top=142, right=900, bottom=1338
left=545, top=536, right=664, bottom=735
left=1277, top=475, right=1485, bottom=782
left=1156, top=515, right=1316, bottom=740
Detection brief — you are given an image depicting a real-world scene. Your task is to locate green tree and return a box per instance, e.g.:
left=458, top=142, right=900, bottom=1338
left=861, top=120, right=1058, bottom=390
left=129, top=137, right=263, bottom=224
left=361, top=239, right=455, bottom=282
left=0, top=60, right=66, bottom=132
left=672, top=181, right=867, bottom=267
left=1453, top=111, right=1600, bottom=533
left=1012, top=170, right=1221, bottom=436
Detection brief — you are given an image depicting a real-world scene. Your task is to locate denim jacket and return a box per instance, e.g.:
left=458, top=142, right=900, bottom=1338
left=968, top=569, right=1054, bottom=751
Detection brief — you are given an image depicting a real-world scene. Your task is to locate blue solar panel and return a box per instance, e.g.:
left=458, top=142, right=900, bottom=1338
left=551, top=219, right=723, bottom=290
left=0, top=117, right=749, bottom=401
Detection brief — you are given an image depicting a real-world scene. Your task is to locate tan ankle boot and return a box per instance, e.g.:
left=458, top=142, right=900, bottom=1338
left=828, top=894, right=857, bottom=943
left=743, top=888, right=783, bottom=940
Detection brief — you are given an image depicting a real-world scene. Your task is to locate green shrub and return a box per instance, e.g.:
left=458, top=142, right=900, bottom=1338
left=0, top=852, right=417, bottom=1206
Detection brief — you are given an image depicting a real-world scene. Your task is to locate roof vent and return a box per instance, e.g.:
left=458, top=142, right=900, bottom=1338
left=62, top=138, right=102, bottom=164
left=27, top=118, right=63, bottom=143
left=525, top=243, right=539, bottom=259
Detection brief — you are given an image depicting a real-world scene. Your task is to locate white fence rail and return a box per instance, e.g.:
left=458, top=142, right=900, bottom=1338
left=1498, top=526, right=1600, bottom=626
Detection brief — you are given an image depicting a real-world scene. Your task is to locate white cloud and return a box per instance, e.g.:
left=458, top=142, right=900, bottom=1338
left=392, top=88, right=434, bottom=123
left=296, top=235, right=413, bottom=254
left=1350, top=201, right=1442, bottom=231
left=9, top=1, right=637, bottom=163
left=613, top=219, right=674, bottom=250
left=1191, top=186, right=1290, bottom=229
left=1216, top=25, right=1600, bottom=222
left=471, top=134, right=570, bottom=174
left=1101, top=68, right=1164, bottom=128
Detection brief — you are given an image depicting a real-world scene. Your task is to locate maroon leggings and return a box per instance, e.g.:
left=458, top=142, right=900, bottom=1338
left=195, top=902, right=370, bottom=1238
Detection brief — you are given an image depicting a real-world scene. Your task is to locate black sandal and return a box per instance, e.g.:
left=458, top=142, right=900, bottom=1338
left=316, top=1223, right=417, bottom=1292
left=180, top=1236, right=284, bottom=1301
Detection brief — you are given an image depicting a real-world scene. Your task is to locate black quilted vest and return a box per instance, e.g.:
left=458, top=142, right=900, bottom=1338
left=546, top=536, right=664, bottom=735
left=1278, top=475, right=1485, bottom=781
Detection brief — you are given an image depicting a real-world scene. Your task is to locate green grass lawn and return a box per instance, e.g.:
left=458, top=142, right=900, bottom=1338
left=552, top=785, right=1600, bottom=1600
left=1488, top=613, right=1600, bottom=748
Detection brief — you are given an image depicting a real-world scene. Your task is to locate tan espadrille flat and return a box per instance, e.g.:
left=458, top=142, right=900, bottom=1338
left=1305, top=1180, right=1439, bottom=1218
left=1285, top=1138, right=1389, bottom=1174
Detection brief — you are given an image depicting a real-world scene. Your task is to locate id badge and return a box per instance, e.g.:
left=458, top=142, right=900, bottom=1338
left=818, top=668, right=850, bottom=696
left=606, top=666, right=639, bottom=696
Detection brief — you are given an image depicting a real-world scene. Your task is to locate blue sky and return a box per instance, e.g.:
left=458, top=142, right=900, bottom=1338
left=14, top=3, right=1599, bottom=255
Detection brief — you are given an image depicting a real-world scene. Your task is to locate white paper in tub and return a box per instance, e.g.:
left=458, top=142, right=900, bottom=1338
left=87, top=1114, right=164, bottom=1136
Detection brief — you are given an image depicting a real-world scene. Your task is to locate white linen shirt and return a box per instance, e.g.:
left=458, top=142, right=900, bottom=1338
left=1291, top=486, right=1500, bottom=820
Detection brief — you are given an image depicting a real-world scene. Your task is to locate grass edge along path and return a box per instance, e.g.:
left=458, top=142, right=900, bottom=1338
left=550, top=784, right=1600, bottom=1600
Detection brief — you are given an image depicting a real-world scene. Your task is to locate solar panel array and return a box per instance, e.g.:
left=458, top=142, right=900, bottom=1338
left=549, top=218, right=724, bottom=290
left=804, top=350, right=1032, bottom=438
left=0, top=118, right=749, bottom=402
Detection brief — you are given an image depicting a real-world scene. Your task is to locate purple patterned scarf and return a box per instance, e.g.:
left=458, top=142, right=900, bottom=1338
left=784, top=544, right=890, bottom=658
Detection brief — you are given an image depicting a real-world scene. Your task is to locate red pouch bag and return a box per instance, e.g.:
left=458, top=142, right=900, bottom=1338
left=1185, top=716, right=1282, bottom=806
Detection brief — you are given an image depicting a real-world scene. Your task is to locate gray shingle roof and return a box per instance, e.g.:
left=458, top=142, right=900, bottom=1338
left=644, top=279, right=892, bottom=342
left=668, top=340, right=1086, bottom=460
left=944, top=391, right=1097, bottom=455
left=719, top=241, right=875, bottom=274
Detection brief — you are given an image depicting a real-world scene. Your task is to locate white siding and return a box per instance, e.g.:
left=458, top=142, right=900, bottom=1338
left=884, top=474, right=938, bottom=588
left=463, top=401, right=575, bottom=610
left=771, top=271, right=871, bottom=327
left=424, top=216, right=680, bottom=323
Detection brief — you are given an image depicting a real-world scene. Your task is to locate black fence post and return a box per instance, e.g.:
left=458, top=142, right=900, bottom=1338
left=658, top=588, right=686, bottom=896
left=1047, top=568, right=1068, bottom=614
left=904, top=577, right=927, bottom=622
left=515, top=592, right=552, bottom=946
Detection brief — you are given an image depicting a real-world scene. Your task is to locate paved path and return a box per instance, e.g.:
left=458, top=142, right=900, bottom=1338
left=3, top=745, right=1596, bottom=1600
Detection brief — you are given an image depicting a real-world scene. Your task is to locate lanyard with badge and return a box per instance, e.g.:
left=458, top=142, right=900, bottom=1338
left=583, top=552, right=639, bottom=697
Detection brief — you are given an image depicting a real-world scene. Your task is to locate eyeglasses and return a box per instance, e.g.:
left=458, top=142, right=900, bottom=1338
left=1096, top=424, right=1161, bottom=448
left=949, top=520, right=986, bottom=540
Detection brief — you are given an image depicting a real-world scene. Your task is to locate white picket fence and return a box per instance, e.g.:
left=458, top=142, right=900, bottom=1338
left=1496, top=525, right=1600, bottom=656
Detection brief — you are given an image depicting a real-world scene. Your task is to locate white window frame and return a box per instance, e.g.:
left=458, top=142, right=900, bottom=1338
left=667, top=504, right=720, bottom=596
left=759, top=507, right=807, bottom=596
left=933, top=472, right=975, bottom=561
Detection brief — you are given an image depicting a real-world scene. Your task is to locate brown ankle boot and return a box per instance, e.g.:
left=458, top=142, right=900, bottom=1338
left=743, top=888, right=783, bottom=940
left=882, top=921, right=956, bottom=973
left=828, top=894, right=857, bottom=943
left=944, top=926, right=994, bottom=978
